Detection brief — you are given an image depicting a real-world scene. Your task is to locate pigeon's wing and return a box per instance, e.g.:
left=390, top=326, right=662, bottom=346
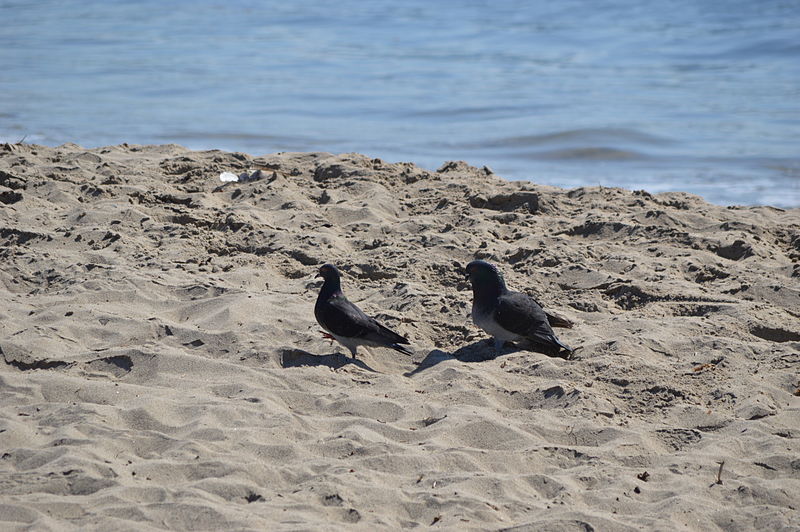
left=319, top=297, right=409, bottom=348
left=367, top=318, right=410, bottom=345
left=545, top=311, right=574, bottom=329
left=316, top=296, right=376, bottom=339
left=494, top=291, right=549, bottom=335
left=495, top=291, right=565, bottom=350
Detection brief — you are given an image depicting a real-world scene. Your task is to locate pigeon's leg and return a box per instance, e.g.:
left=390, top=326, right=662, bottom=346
left=493, top=338, right=504, bottom=355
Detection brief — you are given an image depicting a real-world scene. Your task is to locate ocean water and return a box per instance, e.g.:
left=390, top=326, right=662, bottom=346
left=1, top=0, right=798, bottom=207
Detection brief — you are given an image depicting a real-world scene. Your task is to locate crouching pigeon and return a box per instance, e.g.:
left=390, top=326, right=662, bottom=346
left=315, top=264, right=412, bottom=358
left=465, top=260, right=574, bottom=359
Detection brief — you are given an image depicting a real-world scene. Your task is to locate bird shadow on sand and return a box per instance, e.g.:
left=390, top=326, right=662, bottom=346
left=403, top=340, right=519, bottom=377
left=279, top=348, right=378, bottom=372
left=404, top=339, right=576, bottom=377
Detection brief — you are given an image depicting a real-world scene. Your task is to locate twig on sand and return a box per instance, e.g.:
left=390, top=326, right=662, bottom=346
left=715, top=460, right=725, bottom=485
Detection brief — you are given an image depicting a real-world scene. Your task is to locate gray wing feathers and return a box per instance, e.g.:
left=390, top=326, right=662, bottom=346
left=495, top=292, right=572, bottom=354
left=320, top=296, right=411, bottom=353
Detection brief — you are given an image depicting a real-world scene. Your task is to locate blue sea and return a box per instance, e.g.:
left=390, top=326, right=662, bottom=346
left=1, top=0, right=798, bottom=207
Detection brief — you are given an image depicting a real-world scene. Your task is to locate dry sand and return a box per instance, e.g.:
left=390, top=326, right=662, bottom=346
left=1, top=142, right=798, bottom=531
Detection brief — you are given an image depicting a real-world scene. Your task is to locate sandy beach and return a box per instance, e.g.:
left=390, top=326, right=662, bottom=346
left=1, top=142, right=798, bottom=531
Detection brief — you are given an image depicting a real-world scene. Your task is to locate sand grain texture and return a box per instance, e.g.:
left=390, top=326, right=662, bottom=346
left=1, top=143, right=799, bottom=531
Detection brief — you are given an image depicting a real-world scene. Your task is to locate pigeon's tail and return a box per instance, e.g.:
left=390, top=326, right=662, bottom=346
left=554, top=339, right=575, bottom=360
left=389, top=343, right=413, bottom=356
left=527, top=335, right=575, bottom=360
left=371, top=321, right=411, bottom=346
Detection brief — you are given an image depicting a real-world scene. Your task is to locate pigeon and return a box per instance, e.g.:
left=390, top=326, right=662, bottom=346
left=465, top=260, right=574, bottom=358
left=314, top=264, right=412, bottom=358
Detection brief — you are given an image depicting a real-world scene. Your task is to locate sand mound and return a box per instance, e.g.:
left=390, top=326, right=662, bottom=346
left=1, top=143, right=798, bottom=530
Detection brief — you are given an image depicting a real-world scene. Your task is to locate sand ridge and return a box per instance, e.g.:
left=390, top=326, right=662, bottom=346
left=0, top=142, right=798, bottom=530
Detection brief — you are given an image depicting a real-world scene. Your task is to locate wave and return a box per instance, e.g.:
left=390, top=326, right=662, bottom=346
left=517, top=147, right=647, bottom=161
left=466, top=128, right=676, bottom=150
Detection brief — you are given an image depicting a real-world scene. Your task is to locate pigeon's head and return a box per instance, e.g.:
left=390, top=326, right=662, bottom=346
left=317, top=263, right=342, bottom=281
left=465, top=260, right=506, bottom=289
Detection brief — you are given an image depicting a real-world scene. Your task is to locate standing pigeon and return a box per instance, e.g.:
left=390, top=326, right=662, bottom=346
left=465, top=260, right=573, bottom=358
left=315, top=264, right=412, bottom=358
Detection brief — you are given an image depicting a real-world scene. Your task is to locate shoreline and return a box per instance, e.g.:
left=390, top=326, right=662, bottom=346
left=1, top=143, right=798, bottom=530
